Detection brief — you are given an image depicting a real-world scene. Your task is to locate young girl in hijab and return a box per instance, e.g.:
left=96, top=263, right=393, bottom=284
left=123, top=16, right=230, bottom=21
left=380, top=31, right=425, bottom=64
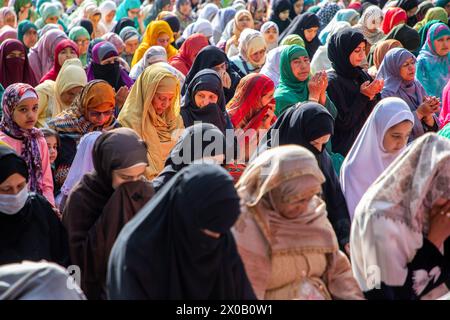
left=86, top=41, right=134, bottom=92
left=0, top=145, right=69, bottom=267
left=225, top=10, right=255, bottom=57
left=233, top=145, right=363, bottom=300
left=27, top=29, right=68, bottom=80
left=17, top=20, right=38, bottom=52
left=279, top=12, right=321, bottom=59
left=107, top=163, right=256, bottom=300
left=269, top=0, right=292, bottom=34
left=351, top=133, right=450, bottom=300
left=169, top=34, right=210, bottom=76
left=257, top=102, right=351, bottom=251
left=352, top=5, right=384, bottom=46
left=378, top=47, right=440, bottom=140
left=174, top=0, right=195, bottom=32
left=260, top=21, right=279, bottom=52
left=99, top=0, right=117, bottom=33
left=48, top=80, right=119, bottom=191
left=181, top=69, right=230, bottom=133
left=69, top=26, right=90, bottom=66
left=131, top=20, right=177, bottom=67
left=246, top=0, right=267, bottom=30
left=326, top=28, right=383, bottom=156
left=229, top=29, right=267, bottom=76
left=119, top=26, right=140, bottom=67
left=0, top=39, right=38, bottom=89
left=0, top=84, right=55, bottom=206
left=36, top=59, right=87, bottom=127
left=40, top=39, right=79, bottom=83
left=63, top=128, right=154, bottom=300
left=416, top=23, right=450, bottom=100
left=340, top=97, right=414, bottom=219
left=382, top=7, right=408, bottom=34
left=275, top=45, right=337, bottom=117
left=118, top=66, right=184, bottom=179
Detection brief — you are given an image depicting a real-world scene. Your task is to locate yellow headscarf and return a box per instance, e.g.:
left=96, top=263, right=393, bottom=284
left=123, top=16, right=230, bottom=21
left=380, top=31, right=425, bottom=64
left=35, top=59, right=88, bottom=127
left=118, top=65, right=184, bottom=179
left=227, top=10, right=254, bottom=50
left=131, top=20, right=178, bottom=67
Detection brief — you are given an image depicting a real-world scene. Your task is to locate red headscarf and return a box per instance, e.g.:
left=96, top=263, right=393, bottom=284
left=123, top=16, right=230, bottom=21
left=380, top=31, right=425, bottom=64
left=40, top=39, right=79, bottom=83
left=382, top=7, right=408, bottom=34
left=227, top=73, right=276, bottom=131
left=0, top=39, right=38, bottom=88
left=169, top=34, right=209, bottom=76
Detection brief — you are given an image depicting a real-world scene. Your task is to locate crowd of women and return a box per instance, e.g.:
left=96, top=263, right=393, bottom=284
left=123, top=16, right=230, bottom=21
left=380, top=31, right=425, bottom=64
left=1, top=0, right=450, bottom=301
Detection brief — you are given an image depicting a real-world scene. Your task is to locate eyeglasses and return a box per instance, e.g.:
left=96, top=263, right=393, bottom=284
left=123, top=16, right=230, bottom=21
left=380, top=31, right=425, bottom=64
left=88, top=110, right=114, bottom=118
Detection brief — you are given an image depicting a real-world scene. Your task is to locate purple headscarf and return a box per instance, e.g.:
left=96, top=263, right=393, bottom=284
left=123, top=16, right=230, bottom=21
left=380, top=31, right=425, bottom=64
left=378, top=47, right=425, bottom=110
left=27, top=29, right=67, bottom=80
left=86, top=41, right=134, bottom=90
left=0, top=83, right=43, bottom=194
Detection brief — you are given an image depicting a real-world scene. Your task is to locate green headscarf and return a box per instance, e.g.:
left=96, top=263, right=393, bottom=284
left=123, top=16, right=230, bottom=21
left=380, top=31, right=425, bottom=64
left=413, top=7, right=448, bottom=31
left=274, top=45, right=310, bottom=116
left=438, top=123, right=450, bottom=140
left=436, top=0, right=450, bottom=8
left=280, top=34, right=306, bottom=47
left=69, top=26, right=91, bottom=66
left=17, top=19, right=38, bottom=43
left=115, top=0, right=141, bottom=29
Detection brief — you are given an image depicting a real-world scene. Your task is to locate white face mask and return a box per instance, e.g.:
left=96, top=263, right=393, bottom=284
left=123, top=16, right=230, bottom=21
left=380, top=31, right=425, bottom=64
left=0, top=186, right=29, bottom=215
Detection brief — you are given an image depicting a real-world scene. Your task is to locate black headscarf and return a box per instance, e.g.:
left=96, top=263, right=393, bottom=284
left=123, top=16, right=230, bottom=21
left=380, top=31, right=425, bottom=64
left=262, top=102, right=334, bottom=156
left=181, top=69, right=228, bottom=133
left=79, top=19, right=94, bottom=37
left=107, top=164, right=257, bottom=300
left=113, top=18, right=135, bottom=35
left=279, top=12, right=321, bottom=59
left=152, top=123, right=227, bottom=192
left=397, top=0, right=419, bottom=26
left=270, top=0, right=292, bottom=34
left=384, top=23, right=420, bottom=52
left=162, top=14, right=181, bottom=34
left=0, top=146, right=28, bottom=184
left=328, top=28, right=367, bottom=80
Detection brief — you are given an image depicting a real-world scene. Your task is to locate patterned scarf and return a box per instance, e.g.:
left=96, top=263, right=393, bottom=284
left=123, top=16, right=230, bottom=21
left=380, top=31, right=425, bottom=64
left=0, top=83, right=43, bottom=193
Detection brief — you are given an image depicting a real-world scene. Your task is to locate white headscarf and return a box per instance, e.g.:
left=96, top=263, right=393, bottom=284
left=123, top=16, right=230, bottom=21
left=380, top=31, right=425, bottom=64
left=260, top=45, right=288, bottom=87
left=352, top=5, right=384, bottom=45
left=340, top=97, right=415, bottom=219
left=198, top=3, right=219, bottom=22
left=99, top=0, right=117, bottom=32
left=238, top=28, right=266, bottom=67
left=260, top=21, right=279, bottom=51
left=181, top=18, right=213, bottom=40
left=350, top=133, right=450, bottom=297
left=129, top=46, right=168, bottom=80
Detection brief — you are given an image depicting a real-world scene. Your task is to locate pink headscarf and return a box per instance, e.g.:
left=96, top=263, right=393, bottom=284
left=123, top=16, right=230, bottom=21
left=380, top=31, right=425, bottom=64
left=0, top=7, right=16, bottom=29
left=0, top=25, right=17, bottom=43
left=439, top=80, right=450, bottom=128
left=27, top=29, right=68, bottom=80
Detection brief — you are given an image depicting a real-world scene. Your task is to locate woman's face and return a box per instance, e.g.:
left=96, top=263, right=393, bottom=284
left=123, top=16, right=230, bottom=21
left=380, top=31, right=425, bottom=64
left=264, top=26, right=278, bottom=43
left=86, top=109, right=114, bottom=126
left=12, top=97, right=39, bottom=130
left=156, top=33, right=171, bottom=48
left=0, top=173, right=27, bottom=195
left=253, top=8, right=266, bottom=21
left=152, top=92, right=175, bottom=115
left=406, top=6, right=418, bottom=17
left=445, top=2, right=450, bottom=16
left=23, top=28, right=38, bottom=48
left=271, top=185, right=317, bottom=219
left=60, top=86, right=83, bottom=106
left=434, top=35, right=450, bottom=57
left=6, top=49, right=25, bottom=62
left=58, top=47, right=78, bottom=66
left=290, top=56, right=310, bottom=81
left=278, top=9, right=290, bottom=21
left=194, top=90, right=219, bottom=108
left=111, top=164, right=147, bottom=189
left=128, top=8, right=140, bottom=20
left=4, top=12, right=16, bottom=27
left=179, top=2, right=192, bottom=16
left=45, top=15, right=59, bottom=25
left=105, top=10, right=116, bottom=23
left=237, top=15, right=252, bottom=30
left=293, top=0, right=304, bottom=15
left=349, top=41, right=366, bottom=67
left=261, top=89, right=275, bottom=107
left=75, top=36, right=89, bottom=55
left=213, top=62, right=227, bottom=74
left=249, top=48, right=266, bottom=64
left=125, top=39, right=139, bottom=55
left=90, top=13, right=101, bottom=26
left=399, top=57, right=416, bottom=82
left=304, top=26, right=318, bottom=42
left=309, top=134, right=331, bottom=152
left=382, top=120, right=413, bottom=153
left=45, top=135, right=58, bottom=164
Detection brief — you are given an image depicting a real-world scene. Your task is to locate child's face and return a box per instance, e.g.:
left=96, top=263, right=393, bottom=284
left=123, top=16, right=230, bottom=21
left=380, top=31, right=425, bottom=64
left=12, top=98, right=38, bottom=130
left=45, top=136, right=58, bottom=164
